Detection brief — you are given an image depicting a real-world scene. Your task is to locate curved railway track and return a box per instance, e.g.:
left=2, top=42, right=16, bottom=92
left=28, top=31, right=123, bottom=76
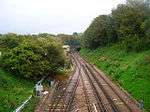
left=36, top=53, right=142, bottom=112
left=73, top=53, right=119, bottom=112
left=70, top=66, right=98, bottom=112
left=73, top=53, right=142, bottom=112
left=48, top=55, right=80, bottom=112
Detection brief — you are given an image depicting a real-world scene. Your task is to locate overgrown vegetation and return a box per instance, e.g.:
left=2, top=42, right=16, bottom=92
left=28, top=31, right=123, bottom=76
left=0, top=68, right=34, bottom=111
left=0, top=33, right=66, bottom=80
left=0, top=33, right=67, bottom=111
left=80, top=1, right=150, bottom=110
left=80, top=46, right=150, bottom=111
left=81, top=0, right=150, bottom=51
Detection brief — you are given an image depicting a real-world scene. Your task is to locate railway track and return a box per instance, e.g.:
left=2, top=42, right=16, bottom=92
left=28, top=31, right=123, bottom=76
left=68, top=54, right=90, bottom=112
left=48, top=56, right=80, bottom=112
left=73, top=54, right=117, bottom=112
left=73, top=53, right=142, bottom=112
left=36, top=53, right=142, bottom=112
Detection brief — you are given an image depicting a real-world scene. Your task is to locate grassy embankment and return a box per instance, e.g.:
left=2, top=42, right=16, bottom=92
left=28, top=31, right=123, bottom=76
left=0, top=68, right=37, bottom=112
left=80, top=45, right=150, bottom=111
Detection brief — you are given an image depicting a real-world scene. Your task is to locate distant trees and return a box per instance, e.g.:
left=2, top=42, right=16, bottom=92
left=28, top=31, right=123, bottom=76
left=82, top=0, right=150, bottom=51
left=0, top=34, right=65, bottom=80
left=38, top=33, right=56, bottom=38
left=0, top=33, right=22, bottom=50
left=83, top=15, right=117, bottom=49
left=57, top=33, right=81, bottom=49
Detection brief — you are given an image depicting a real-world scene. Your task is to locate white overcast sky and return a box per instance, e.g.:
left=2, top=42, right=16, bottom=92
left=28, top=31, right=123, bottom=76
left=0, top=0, right=126, bottom=34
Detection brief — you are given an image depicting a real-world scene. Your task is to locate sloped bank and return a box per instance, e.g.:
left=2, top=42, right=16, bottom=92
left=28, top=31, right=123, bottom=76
left=0, top=68, right=35, bottom=111
left=80, top=45, right=150, bottom=111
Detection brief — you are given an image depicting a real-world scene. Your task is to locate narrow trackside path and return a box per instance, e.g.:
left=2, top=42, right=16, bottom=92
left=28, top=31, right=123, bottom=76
left=35, top=53, right=142, bottom=112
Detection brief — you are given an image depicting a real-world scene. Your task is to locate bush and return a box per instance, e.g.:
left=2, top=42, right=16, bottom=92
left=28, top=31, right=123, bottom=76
left=0, top=36, right=66, bottom=80
left=120, top=34, right=142, bottom=52
left=0, top=33, right=22, bottom=50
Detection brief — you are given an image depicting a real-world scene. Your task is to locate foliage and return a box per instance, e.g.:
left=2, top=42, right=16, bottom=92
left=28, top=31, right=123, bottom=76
left=57, top=33, right=81, bottom=49
left=142, top=18, right=150, bottom=49
left=112, top=0, right=150, bottom=51
left=82, top=0, right=150, bottom=51
left=38, top=33, right=56, bottom=38
left=80, top=45, right=150, bottom=111
left=0, top=33, right=22, bottom=50
left=82, top=15, right=117, bottom=49
left=0, top=34, right=66, bottom=80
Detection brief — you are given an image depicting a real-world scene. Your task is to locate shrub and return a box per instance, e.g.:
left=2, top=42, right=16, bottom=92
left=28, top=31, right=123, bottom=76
left=0, top=36, right=65, bottom=80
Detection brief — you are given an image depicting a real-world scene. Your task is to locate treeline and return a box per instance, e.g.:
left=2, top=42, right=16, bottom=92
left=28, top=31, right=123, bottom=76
left=82, top=0, right=150, bottom=51
left=0, top=33, right=65, bottom=80
left=57, top=32, right=81, bottom=49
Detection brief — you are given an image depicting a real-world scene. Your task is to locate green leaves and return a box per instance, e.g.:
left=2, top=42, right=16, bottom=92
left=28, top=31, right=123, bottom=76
left=83, top=15, right=117, bottom=49
left=0, top=33, right=22, bottom=50
left=0, top=35, right=66, bottom=80
left=82, top=0, right=150, bottom=51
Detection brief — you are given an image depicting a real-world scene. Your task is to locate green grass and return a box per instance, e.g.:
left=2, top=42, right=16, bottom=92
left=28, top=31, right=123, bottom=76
left=22, top=95, right=39, bottom=112
left=0, top=68, right=35, bottom=111
left=80, top=45, right=150, bottom=111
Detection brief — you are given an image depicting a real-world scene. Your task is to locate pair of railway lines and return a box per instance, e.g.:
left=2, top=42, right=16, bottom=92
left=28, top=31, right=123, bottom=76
left=40, top=53, right=142, bottom=112
left=48, top=56, right=80, bottom=112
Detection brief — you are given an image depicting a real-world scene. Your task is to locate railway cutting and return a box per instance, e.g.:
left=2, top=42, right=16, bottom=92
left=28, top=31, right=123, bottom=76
left=35, top=53, right=142, bottom=112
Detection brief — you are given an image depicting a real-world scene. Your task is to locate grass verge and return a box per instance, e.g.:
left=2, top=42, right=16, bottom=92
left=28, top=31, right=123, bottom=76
left=80, top=45, right=150, bottom=111
left=0, top=68, right=34, bottom=111
left=22, top=95, right=39, bottom=112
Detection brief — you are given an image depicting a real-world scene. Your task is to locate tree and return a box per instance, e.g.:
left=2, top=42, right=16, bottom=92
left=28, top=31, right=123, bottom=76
left=142, top=18, right=150, bottom=48
left=112, top=0, right=150, bottom=51
left=83, top=15, right=117, bottom=49
left=81, top=0, right=150, bottom=51
left=0, top=33, right=22, bottom=50
left=57, top=33, right=80, bottom=49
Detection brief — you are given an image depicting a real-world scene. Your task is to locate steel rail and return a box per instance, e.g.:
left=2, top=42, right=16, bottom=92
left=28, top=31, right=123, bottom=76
left=79, top=54, right=141, bottom=112
left=49, top=54, right=78, bottom=112
left=75, top=54, right=110, bottom=112
left=75, top=54, right=120, bottom=111
left=73, top=54, right=94, bottom=112
left=82, top=61, right=119, bottom=112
